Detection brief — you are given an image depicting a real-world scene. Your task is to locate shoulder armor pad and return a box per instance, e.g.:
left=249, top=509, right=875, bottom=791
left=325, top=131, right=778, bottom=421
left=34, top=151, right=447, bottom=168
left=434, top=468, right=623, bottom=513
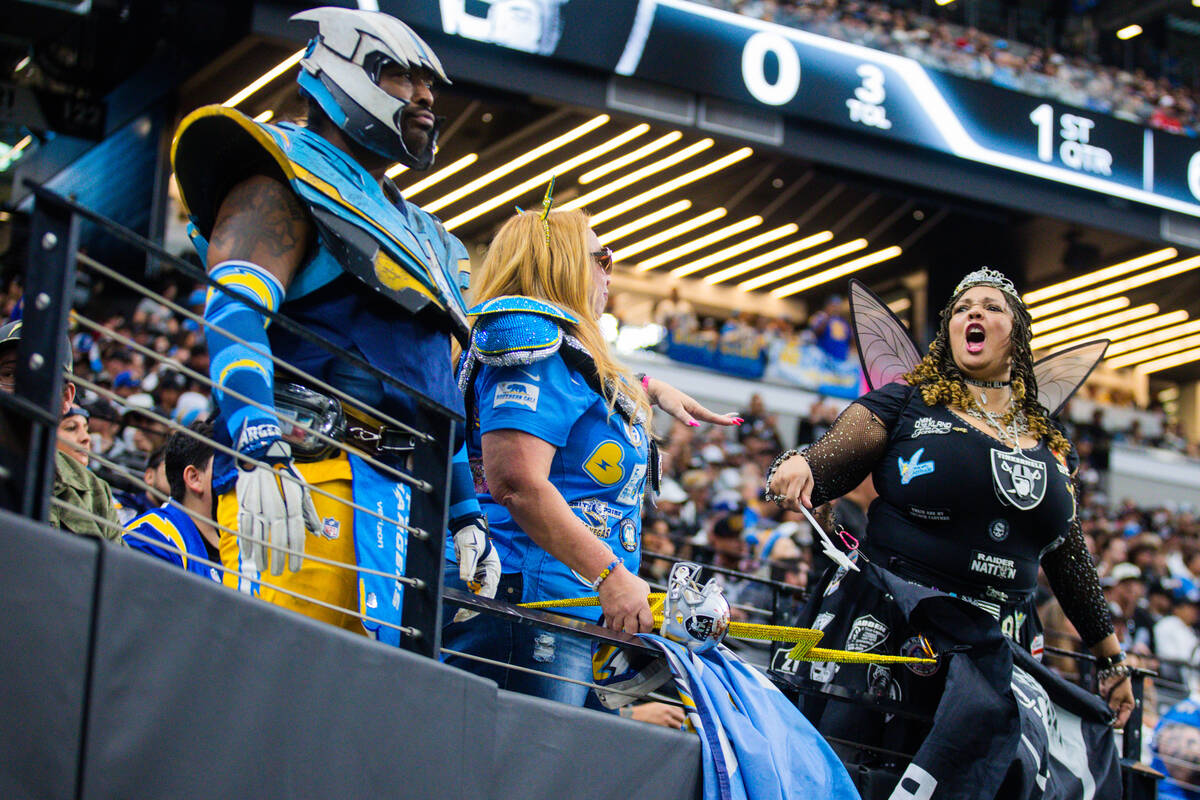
left=469, top=295, right=579, bottom=324
left=171, top=105, right=295, bottom=239
left=472, top=310, right=563, bottom=366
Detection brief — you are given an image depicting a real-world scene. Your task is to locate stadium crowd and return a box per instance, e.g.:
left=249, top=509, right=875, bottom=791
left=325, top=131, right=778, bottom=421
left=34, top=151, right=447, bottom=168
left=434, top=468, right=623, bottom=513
left=696, top=0, right=1200, bottom=136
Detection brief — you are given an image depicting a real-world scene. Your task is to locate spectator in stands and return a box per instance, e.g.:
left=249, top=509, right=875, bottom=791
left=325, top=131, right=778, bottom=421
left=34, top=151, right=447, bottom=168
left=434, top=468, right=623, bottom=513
left=1156, top=582, right=1200, bottom=688
left=796, top=395, right=839, bottom=446
left=1080, top=408, right=1113, bottom=473
left=123, top=422, right=221, bottom=582
left=654, top=286, right=694, bottom=331
left=1152, top=697, right=1200, bottom=800
left=1105, top=562, right=1150, bottom=650
left=640, top=516, right=677, bottom=584
left=446, top=199, right=738, bottom=705
left=56, top=406, right=91, bottom=467
left=0, top=320, right=122, bottom=542
left=808, top=294, right=852, bottom=362
left=112, top=446, right=169, bottom=525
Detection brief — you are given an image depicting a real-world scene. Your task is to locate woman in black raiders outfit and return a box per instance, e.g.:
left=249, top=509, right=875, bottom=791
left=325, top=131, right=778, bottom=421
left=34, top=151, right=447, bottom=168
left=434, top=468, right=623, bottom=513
left=766, top=268, right=1133, bottom=797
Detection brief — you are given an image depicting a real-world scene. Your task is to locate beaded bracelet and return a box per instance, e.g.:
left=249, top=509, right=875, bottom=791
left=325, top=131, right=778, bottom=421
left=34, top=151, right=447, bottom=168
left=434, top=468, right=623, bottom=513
left=592, top=558, right=622, bottom=591
left=764, top=448, right=802, bottom=504
left=1097, top=663, right=1131, bottom=683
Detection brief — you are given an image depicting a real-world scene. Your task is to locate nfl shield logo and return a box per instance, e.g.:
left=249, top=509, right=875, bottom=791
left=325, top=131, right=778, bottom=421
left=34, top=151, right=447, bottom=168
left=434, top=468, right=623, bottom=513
left=322, top=517, right=340, bottom=539
left=990, top=449, right=1047, bottom=510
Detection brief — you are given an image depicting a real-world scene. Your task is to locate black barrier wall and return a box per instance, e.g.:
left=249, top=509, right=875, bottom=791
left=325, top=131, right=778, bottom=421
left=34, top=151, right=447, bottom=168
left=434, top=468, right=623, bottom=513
left=0, top=513, right=701, bottom=800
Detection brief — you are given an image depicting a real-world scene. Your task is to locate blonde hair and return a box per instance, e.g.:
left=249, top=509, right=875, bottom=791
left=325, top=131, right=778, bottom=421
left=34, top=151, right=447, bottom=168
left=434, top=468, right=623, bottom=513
left=470, top=208, right=652, bottom=421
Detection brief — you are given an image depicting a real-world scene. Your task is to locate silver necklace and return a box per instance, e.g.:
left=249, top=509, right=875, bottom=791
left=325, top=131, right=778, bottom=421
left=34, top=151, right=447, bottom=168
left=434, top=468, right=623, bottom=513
left=965, top=397, right=1027, bottom=451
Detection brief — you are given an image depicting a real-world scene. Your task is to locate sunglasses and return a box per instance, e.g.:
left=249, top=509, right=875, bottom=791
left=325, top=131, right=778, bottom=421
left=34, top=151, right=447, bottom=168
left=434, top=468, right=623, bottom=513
left=592, top=246, right=613, bottom=274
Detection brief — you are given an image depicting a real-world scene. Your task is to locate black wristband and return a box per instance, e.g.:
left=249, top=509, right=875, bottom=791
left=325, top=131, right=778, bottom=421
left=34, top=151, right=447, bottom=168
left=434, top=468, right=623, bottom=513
left=1096, top=650, right=1127, bottom=670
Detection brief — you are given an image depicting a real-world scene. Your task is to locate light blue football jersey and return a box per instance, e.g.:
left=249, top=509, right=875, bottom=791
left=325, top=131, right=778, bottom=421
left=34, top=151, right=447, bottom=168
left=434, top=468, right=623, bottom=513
left=469, top=353, right=648, bottom=622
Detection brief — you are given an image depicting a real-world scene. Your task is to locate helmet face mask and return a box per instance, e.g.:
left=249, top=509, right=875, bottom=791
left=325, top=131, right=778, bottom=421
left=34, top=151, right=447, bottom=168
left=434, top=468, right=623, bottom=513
left=292, top=7, right=450, bottom=170
left=661, top=562, right=730, bottom=653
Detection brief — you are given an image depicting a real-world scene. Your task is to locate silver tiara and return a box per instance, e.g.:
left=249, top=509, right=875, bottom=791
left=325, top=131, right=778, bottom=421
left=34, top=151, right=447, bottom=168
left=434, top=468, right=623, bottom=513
left=954, top=267, right=1017, bottom=298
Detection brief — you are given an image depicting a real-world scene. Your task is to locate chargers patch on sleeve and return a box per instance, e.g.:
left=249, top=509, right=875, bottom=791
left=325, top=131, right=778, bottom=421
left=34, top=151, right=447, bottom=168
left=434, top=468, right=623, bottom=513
left=493, top=381, right=539, bottom=411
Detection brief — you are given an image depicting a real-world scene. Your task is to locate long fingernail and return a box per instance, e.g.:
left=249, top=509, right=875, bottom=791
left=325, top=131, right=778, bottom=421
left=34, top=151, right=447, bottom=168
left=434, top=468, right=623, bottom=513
left=732, top=417, right=744, bottom=425
left=686, top=420, right=700, bottom=427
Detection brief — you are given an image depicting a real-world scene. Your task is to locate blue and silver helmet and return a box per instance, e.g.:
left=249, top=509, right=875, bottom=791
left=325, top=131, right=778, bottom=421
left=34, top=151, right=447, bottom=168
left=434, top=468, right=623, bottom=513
left=291, top=6, right=449, bottom=169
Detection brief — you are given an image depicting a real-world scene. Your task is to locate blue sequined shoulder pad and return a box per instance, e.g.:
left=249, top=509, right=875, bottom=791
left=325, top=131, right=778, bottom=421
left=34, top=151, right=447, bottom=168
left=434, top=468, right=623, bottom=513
left=468, top=295, right=579, bottom=323
left=472, top=310, right=563, bottom=365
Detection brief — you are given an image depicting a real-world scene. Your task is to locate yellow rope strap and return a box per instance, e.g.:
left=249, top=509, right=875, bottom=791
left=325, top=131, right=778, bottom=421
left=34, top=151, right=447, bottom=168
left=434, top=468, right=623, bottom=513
left=519, top=595, right=937, bottom=666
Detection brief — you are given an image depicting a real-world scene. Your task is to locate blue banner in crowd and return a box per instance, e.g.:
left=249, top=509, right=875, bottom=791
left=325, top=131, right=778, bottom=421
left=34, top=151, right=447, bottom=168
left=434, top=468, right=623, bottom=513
left=663, top=332, right=861, bottom=398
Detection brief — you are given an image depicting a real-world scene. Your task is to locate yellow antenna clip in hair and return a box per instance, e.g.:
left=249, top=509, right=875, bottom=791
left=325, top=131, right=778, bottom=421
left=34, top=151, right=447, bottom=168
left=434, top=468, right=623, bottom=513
left=538, top=175, right=556, bottom=247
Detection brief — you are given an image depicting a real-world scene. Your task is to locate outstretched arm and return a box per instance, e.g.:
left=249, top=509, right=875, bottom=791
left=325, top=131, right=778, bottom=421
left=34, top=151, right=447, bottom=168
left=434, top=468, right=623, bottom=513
left=767, top=402, right=889, bottom=510
left=641, top=376, right=742, bottom=428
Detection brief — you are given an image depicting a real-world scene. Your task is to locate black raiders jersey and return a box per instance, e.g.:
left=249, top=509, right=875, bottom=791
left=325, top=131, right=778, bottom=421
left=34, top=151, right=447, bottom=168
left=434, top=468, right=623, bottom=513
left=857, top=383, right=1076, bottom=599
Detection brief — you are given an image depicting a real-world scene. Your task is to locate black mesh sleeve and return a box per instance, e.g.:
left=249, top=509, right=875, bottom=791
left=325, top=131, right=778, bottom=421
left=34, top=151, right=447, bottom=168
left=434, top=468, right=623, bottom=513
left=802, top=402, right=892, bottom=507
left=1042, top=515, right=1114, bottom=648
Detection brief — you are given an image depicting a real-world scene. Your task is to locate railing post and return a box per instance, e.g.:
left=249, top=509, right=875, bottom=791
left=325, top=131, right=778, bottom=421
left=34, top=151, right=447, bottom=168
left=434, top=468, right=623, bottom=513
left=401, top=410, right=452, bottom=658
left=0, top=188, right=78, bottom=522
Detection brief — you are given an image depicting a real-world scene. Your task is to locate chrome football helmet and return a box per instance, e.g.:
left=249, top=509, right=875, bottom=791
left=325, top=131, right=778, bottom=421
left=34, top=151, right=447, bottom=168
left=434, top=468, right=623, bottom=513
left=291, top=7, right=449, bottom=169
left=661, top=562, right=730, bottom=653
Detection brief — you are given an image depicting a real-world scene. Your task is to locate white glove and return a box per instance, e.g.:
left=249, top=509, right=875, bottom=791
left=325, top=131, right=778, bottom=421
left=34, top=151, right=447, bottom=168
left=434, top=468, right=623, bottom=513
left=452, top=518, right=501, bottom=623
left=236, top=440, right=321, bottom=576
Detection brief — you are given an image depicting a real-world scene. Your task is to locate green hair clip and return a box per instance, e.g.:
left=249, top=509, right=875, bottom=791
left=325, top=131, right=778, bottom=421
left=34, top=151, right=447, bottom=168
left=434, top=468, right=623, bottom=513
left=514, top=175, right=556, bottom=247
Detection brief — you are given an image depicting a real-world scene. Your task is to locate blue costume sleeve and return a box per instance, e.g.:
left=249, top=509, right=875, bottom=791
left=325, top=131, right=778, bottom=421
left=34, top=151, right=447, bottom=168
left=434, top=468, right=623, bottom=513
left=203, top=260, right=286, bottom=456
left=476, top=356, right=591, bottom=446
left=447, top=443, right=482, bottom=530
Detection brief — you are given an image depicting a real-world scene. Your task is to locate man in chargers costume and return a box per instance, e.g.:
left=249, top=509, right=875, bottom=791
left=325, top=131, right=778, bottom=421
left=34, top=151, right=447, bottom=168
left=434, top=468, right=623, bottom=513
left=170, top=7, right=499, bottom=643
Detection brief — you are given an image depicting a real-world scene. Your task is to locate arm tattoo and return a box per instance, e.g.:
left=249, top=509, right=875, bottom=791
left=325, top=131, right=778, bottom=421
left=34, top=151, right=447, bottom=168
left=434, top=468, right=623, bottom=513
left=208, top=176, right=309, bottom=281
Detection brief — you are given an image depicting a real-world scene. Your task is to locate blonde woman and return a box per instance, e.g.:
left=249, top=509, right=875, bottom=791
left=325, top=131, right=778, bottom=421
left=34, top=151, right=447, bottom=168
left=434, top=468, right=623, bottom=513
left=445, top=203, right=738, bottom=705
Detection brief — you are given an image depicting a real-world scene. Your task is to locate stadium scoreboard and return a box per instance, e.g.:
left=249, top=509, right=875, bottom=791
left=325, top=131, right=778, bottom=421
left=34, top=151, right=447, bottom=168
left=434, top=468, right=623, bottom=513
left=393, top=0, right=1200, bottom=218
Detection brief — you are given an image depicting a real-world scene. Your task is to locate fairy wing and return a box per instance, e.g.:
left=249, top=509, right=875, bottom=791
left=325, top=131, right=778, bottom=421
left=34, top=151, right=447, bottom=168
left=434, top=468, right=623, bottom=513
left=1033, top=340, right=1109, bottom=417
left=849, top=278, right=921, bottom=391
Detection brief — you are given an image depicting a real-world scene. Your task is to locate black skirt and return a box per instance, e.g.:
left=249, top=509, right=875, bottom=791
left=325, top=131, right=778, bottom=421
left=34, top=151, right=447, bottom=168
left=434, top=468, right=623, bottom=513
left=772, top=557, right=1122, bottom=800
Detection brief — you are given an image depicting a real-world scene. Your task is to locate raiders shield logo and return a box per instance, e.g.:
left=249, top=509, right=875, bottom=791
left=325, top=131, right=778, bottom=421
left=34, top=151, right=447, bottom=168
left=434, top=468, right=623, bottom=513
left=990, top=449, right=1047, bottom=510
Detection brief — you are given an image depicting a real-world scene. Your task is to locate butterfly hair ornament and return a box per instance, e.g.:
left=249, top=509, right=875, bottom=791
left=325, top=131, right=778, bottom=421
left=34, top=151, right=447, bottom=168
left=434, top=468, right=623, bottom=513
left=514, top=175, right=556, bottom=248
left=849, top=277, right=1108, bottom=417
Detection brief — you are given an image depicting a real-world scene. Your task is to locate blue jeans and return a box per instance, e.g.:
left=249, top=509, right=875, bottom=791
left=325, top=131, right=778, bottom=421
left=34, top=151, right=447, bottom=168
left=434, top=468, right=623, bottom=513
left=441, top=570, right=593, bottom=706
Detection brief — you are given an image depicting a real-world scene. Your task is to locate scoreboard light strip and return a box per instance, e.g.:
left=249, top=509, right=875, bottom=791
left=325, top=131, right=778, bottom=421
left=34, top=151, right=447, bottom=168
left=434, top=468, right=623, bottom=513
left=392, top=152, right=477, bottom=191
left=1136, top=346, right=1200, bottom=374
left=669, top=223, right=797, bottom=278
left=735, top=237, right=867, bottom=289
left=579, top=132, right=683, bottom=184
left=1042, top=310, right=1191, bottom=354
left=443, top=125, right=650, bottom=230
left=704, top=231, right=835, bottom=285
left=1028, top=255, right=1200, bottom=319
left=637, top=215, right=763, bottom=271
left=1029, top=297, right=1130, bottom=336
left=560, top=139, right=714, bottom=212
left=1108, top=332, right=1200, bottom=369
left=598, top=200, right=691, bottom=245
left=613, top=208, right=727, bottom=261
left=770, top=246, right=903, bottom=298
left=224, top=50, right=304, bottom=107
left=1023, top=248, right=1178, bottom=305
left=1107, top=317, right=1200, bottom=357
left=1029, top=303, right=1158, bottom=350
left=423, top=114, right=609, bottom=213
left=591, top=147, right=754, bottom=226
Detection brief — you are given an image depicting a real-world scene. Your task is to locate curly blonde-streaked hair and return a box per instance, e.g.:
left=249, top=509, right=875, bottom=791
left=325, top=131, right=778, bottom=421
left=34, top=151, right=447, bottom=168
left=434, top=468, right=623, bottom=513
left=468, top=207, right=652, bottom=422
left=903, top=283, right=1071, bottom=457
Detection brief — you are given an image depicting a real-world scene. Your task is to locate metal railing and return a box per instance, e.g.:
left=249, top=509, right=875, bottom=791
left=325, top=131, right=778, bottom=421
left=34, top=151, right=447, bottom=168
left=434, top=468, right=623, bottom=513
left=6, top=182, right=456, bottom=657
